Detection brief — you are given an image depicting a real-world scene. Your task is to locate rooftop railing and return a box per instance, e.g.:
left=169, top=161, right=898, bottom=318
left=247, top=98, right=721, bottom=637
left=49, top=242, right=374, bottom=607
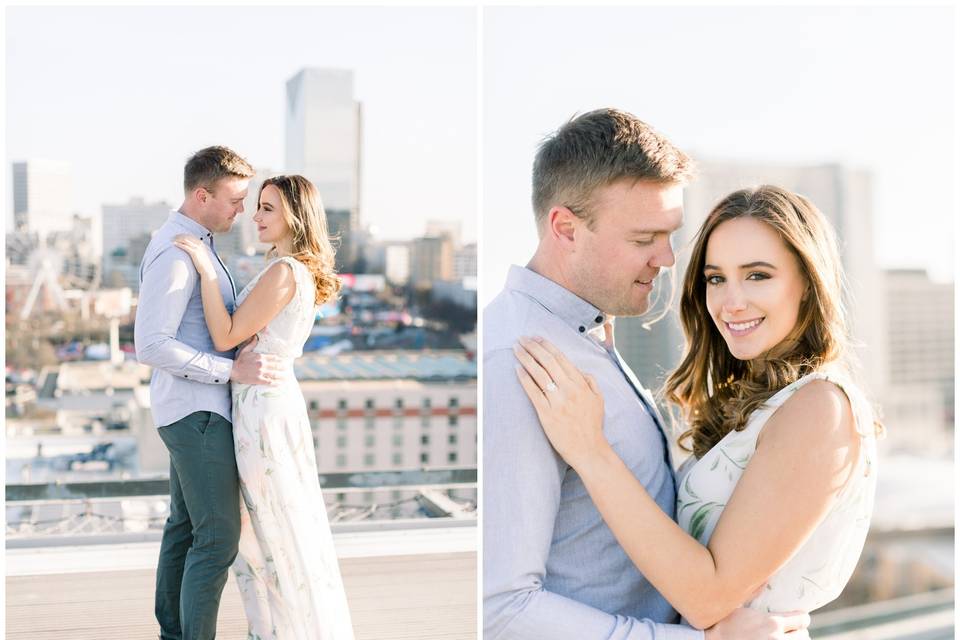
left=6, top=468, right=478, bottom=543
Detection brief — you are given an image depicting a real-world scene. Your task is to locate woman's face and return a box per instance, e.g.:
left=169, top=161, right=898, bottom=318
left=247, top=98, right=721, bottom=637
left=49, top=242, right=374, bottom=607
left=254, top=184, right=292, bottom=245
left=703, top=216, right=808, bottom=361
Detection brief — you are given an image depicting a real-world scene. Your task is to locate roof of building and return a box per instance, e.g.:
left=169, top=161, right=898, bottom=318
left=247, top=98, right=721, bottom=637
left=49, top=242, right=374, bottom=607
left=54, top=361, right=151, bottom=392
left=296, top=350, right=476, bottom=382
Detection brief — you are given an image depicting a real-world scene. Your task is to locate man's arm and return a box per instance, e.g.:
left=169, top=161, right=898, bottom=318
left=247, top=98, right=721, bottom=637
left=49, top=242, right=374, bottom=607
left=134, top=247, right=233, bottom=384
left=483, top=349, right=702, bottom=640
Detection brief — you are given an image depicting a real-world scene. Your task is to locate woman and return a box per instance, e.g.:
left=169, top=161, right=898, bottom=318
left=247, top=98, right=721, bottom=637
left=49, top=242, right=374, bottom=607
left=514, top=185, right=878, bottom=630
left=174, top=175, right=354, bottom=640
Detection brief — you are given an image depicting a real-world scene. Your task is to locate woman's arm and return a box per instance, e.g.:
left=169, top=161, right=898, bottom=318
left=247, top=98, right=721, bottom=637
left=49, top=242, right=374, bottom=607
left=514, top=336, right=859, bottom=629
left=173, top=235, right=296, bottom=352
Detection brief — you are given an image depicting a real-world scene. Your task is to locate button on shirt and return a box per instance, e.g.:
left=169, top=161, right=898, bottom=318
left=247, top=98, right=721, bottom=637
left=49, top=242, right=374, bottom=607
left=483, top=265, right=701, bottom=640
left=134, top=211, right=237, bottom=427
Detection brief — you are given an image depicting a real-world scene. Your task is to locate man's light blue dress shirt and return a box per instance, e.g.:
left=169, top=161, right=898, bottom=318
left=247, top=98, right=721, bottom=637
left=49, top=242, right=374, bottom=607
left=134, top=211, right=237, bottom=428
left=483, top=265, right=703, bottom=640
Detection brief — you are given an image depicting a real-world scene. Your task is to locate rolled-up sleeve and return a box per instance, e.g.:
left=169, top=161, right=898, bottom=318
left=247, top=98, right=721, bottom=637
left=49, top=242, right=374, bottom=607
left=135, top=246, right=233, bottom=384
left=482, top=349, right=703, bottom=640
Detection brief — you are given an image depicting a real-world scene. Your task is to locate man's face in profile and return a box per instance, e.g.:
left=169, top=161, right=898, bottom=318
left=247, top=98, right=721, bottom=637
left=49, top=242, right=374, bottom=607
left=567, top=179, right=684, bottom=316
left=202, top=176, right=249, bottom=233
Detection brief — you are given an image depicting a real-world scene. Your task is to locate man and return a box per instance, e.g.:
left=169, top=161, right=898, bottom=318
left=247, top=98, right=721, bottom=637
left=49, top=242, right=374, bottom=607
left=483, top=109, right=811, bottom=640
left=135, top=146, right=284, bottom=639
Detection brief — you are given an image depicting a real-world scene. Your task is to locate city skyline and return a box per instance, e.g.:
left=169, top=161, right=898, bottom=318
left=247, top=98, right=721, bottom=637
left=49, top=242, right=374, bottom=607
left=483, top=5, right=955, bottom=305
left=5, top=6, right=477, bottom=243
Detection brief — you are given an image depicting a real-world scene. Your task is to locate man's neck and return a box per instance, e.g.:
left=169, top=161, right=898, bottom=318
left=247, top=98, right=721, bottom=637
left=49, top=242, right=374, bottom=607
left=178, top=202, right=214, bottom=234
left=526, top=247, right=615, bottom=323
left=527, top=248, right=589, bottom=302
left=527, top=250, right=569, bottom=290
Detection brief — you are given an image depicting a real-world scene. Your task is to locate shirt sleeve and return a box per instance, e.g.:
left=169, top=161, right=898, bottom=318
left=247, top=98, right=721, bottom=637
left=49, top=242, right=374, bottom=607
left=482, top=349, right=704, bottom=640
left=134, top=245, right=233, bottom=384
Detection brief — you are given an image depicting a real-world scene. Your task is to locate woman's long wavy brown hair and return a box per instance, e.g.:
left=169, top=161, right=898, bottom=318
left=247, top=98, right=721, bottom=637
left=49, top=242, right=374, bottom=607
left=261, top=175, right=341, bottom=305
left=664, top=185, right=852, bottom=459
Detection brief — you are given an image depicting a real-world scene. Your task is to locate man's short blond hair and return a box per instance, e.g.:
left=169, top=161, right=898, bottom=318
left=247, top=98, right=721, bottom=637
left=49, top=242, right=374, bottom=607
left=184, top=146, right=254, bottom=193
left=532, top=108, right=694, bottom=230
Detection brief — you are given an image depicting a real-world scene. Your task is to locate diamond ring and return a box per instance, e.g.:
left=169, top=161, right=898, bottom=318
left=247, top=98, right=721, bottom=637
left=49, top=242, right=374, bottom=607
left=544, top=382, right=558, bottom=393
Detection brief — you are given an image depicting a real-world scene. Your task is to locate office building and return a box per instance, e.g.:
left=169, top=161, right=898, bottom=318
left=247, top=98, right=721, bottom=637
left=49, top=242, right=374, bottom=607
left=11, top=160, right=74, bottom=236
left=101, top=197, right=171, bottom=290
left=285, top=68, right=361, bottom=222
left=410, top=235, right=454, bottom=289
left=454, top=242, right=477, bottom=279
left=884, top=269, right=954, bottom=430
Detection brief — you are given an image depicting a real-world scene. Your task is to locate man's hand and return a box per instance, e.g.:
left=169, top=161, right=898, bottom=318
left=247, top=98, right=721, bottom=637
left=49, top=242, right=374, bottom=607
left=705, top=607, right=811, bottom=640
left=229, top=337, right=285, bottom=386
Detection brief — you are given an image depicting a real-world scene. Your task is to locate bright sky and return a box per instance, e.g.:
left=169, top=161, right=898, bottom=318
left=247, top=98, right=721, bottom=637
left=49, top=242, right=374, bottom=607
left=483, top=5, right=955, bottom=305
left=5, top=6, right=477, bottom=243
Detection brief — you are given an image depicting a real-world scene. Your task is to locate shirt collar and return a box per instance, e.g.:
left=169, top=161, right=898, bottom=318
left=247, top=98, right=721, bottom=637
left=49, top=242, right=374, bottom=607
left=504, top=265, right=610, bottom=338
left=169, top=210, right=214, bottom=242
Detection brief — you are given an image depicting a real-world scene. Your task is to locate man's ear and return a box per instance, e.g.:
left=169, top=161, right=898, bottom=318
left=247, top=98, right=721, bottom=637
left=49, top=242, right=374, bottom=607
left=192, top=187, right=208, bottom=205
left=547, top=206, right=579, bottom=246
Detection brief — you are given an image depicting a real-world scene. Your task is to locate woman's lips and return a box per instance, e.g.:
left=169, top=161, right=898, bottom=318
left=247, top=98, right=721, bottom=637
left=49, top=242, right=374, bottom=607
left=724, top=317, right=764, bottom=337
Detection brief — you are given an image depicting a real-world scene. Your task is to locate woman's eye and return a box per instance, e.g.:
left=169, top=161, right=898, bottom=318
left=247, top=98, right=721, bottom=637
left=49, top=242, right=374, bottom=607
left=747, top=272, right=771, bottom=281
left=705, top=274, right=723, bottom=286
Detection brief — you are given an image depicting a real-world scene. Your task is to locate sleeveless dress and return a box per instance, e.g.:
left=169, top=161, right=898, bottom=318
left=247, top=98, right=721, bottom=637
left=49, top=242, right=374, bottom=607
left=675, top=371, right=878, bottom=613
left=230, top=256, right=354, bottom=640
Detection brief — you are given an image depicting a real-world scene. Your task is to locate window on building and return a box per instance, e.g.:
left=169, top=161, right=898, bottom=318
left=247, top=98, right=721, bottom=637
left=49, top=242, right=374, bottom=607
left=392, top=453, right=403, bottom=465
left=448, top=452, right=458, bottom=463
left=421, top=434, right=430, bottom=445
left=395, top=398, right=404, bottom=409
left=365, top=435, right=375, bottom=448
left=393, top=417, right=404, bottom=429
left=336, top=418, right=347, bottom=431
left=337, top=436, right=347, bottom=448
left=448, top=397, right=459, bottom=408
left=422, top=397, right=432, bottom=409
left=449, top=434, right=458, bottom=445
left=309, top=400, right=319, bottom=411
left=364, top=453, right=375, bottom=467
left=364, top=417, right=374, bottom=430
left=392, top=434, right=403, bottom=447
left=337, top=399, right=347, bottom=410
left=421, top=416, right=431, bottom=429
left=336, top=454, right=347, bottom=468
left=448, top=414, right=458, bottom=427
left=420, top=452, right=430, bottom=464
left=365, top=398, right=374, bottom=410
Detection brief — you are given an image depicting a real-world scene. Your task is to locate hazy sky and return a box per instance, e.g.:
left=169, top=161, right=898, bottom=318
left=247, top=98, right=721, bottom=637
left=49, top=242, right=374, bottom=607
left=6, top=6, right=477, bottom=243
left=483, top=5, right=955, bottom=304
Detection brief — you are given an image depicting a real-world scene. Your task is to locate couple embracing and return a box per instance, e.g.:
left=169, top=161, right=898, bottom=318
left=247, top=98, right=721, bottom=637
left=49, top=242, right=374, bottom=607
left=483, top=109, right=879, bottom=639
left=134, top=147, right=354, bottom=639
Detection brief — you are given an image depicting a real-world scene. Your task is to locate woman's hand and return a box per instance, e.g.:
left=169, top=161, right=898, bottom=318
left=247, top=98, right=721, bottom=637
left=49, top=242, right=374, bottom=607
left=173, top=234, right=218, bottom=281
left=513, top=336, right=611, bottom=469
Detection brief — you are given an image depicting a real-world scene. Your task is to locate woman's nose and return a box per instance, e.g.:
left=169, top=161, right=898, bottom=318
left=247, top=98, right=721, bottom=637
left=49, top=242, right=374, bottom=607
left=722, top=284, right=748, bottom=313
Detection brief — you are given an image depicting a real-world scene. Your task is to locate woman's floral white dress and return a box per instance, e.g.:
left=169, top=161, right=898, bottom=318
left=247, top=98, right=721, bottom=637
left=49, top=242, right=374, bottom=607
left=231, top=256, right=354, bottom=640
left=676, top=371, right=878, bottom=614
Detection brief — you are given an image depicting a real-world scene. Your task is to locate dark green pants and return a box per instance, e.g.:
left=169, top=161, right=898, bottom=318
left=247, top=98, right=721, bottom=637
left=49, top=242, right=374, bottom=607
left=155, top=411, right=240, bottom=640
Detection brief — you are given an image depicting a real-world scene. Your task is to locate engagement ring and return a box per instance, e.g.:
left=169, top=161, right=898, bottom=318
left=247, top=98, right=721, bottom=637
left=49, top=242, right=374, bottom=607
left=544, top=382, right=558, bottom=393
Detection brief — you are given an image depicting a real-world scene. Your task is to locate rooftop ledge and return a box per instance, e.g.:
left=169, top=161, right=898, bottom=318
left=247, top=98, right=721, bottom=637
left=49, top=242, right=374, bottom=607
left=6, top=521, right=477, bottom=640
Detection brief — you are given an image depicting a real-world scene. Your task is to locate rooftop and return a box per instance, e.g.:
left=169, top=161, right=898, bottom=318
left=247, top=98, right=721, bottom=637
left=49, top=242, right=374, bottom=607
left=7, top=524, right=476, bottom=640
left=296, top=350, right=477, bottom=382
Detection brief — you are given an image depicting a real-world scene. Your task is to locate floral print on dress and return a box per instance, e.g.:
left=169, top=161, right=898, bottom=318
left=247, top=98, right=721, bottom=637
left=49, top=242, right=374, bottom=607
left=231, top=257, right=354, bottom=640
left=675, top=372, right=878, bottom=614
